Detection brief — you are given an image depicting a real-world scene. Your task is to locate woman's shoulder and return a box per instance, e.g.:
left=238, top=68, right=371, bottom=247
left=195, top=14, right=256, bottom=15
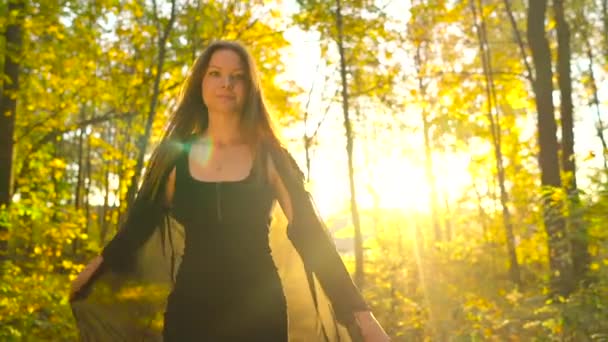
left=263, top=141, right=304, bottom=182
left=156, top=135, right=197, bottom=156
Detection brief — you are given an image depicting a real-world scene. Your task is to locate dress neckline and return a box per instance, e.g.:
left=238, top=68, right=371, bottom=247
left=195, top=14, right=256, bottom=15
left=185, top=142, right=258, bottom=184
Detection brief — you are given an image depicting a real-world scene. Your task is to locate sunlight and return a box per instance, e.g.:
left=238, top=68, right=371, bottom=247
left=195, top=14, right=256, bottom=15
left=302, top=138, right=472, bottom=218
left=361, top=157, right=432, bottom=212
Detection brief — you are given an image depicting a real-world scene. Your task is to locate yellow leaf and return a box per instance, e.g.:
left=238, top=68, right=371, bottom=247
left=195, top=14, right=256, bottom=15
left=49, top=158, right=66, bottom=169
left=583, top=151, right=596, bottom=161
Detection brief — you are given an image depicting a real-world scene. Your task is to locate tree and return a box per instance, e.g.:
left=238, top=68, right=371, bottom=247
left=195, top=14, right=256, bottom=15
left=414, top=43, right=442, bottom=243
left=470, top=0, right=521, bottom=288
left=334, top=0, right=364, bottom=286
left=125, top=0, right=177, bottom=207
left=582, top=34, right=608, bottom=170
left=406, top=0, right=442, bottom=242
left=603, top=0, right=608, bottom=60
left=0, top=0, right=25, bottom=260
left=294, top=0, right=397, bottom=288
left=553, top=0, right=590, bottom=285
left=527, top=0, right=574, bottom=296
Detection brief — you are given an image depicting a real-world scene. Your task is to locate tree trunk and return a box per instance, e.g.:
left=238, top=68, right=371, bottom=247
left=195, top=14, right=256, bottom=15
left=554, top=0, right=589, bottom=285
left=584, top=37, right=608, bottom=170
left=0, top=0, right=25, bottom=261
left=302, top=67, right=332, bottom=183
left=72, top=107, right=86, bottom=254
left=443, top=194, right=452, bottom=241
left=84, top=131, right=92, bottom=235
left=100, top=156, right=111, bottom=244
left=471, top=0, right=521, bottom=288
left=472, top=180, right=490, bottom=243
left=503, top=0, right=534, bottom=83
left=126, top=0, right=177, bottom=207
left=335, top=0, right=364, bottom=287
left=416, top=46, right=442, bottom=243
left=116, top=117, right=135, bottom=229
left=554, top=0, right=575, bottom=190
left=602, top=0, right=608, bottom=61
left=302, top=63, right=318, bottom=182
left=100, top=122, right=113, bottom=243
left=527, top=0, right=574, bottom=296
left=75, top=123, right=84, bottom=209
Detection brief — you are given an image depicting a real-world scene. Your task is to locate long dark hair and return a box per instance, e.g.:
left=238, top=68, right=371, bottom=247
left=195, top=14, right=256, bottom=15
left=139, top=40, right=285, bottom=201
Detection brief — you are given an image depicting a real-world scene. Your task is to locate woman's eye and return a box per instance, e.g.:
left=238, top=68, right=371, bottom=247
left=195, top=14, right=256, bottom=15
left=208, top=70, right=220, bottom=76
left=233, top=74, right=245, bottom=80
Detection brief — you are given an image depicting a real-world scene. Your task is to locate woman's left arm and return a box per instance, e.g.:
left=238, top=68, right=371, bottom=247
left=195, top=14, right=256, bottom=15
left=268, top=153, right=390, bottom=342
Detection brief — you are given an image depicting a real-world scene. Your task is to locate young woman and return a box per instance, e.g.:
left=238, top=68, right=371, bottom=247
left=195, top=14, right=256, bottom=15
left=70, top=40, right=389, bottom=342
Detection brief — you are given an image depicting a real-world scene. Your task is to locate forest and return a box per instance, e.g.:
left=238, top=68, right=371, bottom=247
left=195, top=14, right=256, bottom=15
left=1, top=0, right=608, bottom=340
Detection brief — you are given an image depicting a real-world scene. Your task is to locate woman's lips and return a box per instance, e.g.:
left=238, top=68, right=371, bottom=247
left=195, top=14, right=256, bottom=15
left=217, top=94, right=235, bottom=100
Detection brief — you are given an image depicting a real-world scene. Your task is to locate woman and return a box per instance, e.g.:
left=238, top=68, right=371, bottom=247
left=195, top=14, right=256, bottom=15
left=70, top=40, right=389, bottom=341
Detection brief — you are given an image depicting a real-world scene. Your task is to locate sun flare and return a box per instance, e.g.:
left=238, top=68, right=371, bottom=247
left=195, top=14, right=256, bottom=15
left=301, top=144, right=471, bottom=219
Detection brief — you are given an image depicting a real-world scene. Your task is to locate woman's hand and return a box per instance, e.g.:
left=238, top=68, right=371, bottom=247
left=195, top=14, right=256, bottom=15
left=354, top=311, right=391, bottom=342
left=69, top=255, right=103, bottom=301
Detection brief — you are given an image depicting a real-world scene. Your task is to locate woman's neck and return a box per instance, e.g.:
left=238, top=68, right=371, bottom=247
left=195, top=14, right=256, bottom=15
left=204, top=112, right=245, bottom=146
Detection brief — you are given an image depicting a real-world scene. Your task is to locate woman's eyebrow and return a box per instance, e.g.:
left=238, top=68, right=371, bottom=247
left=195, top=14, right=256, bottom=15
left=208, top=64, right=244, bottom=72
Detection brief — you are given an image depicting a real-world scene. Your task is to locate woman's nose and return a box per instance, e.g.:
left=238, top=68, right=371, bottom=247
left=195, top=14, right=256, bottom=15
left=222, top=76, right=234, bottom=88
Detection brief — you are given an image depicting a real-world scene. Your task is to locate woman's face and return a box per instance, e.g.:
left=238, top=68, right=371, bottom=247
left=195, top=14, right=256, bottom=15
left=201, top=49, right=248, bottom=116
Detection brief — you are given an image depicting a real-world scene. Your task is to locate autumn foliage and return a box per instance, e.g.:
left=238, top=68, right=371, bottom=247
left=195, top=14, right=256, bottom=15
left=1, top=0, right=607, bottom=340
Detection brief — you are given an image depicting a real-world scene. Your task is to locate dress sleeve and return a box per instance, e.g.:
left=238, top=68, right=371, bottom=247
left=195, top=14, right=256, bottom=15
left=100, top=195, right=166, bottom=272
left=272, top=146, right=370, bottom=324
left=101, top=146, right=177, bottom=272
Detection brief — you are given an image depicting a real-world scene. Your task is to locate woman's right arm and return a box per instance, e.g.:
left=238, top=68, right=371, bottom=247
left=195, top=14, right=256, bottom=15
left=100, top=167, right=176, bottom=270
left=70, top=168, right=176, bottom=299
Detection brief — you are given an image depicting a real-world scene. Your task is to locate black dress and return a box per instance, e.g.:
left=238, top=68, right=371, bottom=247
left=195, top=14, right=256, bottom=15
left=162, top=145, right=286, bottom=341
left=72, top=140, right=369, bottom=341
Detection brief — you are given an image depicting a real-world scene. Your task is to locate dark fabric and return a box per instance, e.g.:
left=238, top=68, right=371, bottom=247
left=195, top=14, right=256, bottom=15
left=70, top=139, right=366, bottom=341
left=268, top=145, right=370, bottom=323
left=162, top=143, right=287, bottom=341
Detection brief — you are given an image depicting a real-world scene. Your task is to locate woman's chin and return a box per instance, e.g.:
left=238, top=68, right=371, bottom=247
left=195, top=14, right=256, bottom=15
left=208, top=105, right=243, bottom=117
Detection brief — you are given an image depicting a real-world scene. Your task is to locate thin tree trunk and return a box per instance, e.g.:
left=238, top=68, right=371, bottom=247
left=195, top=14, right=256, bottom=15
left=117, top=117, right=134, bottom=228
left=503, top=0, right=534, bottom=83
left=126, top=0, right=177, bottom=207
left=584, top=38, right=608, bottom=170
left=302, top=61, right=318, bottom=182
left=99, top=123, right=120, bottom=244
left=554, top=0, right=575, bottom=190
left=75, top=110, right=85, bottom=210
left=527, top=0, right=574, bottom=296
left=443, top=193, right=452, bottom=241
left=472, top=179, right=490, bottom=243
left=84, top=132, right=92, bottom=234
left=0, top=0, right=25, bottom=261
left=100, top=154, right=111, bottom=244
left=554, top=0, right=589, bottom=285
left=189, top=1, right=202, bottom=63
left=414, top=44, right=442, bottom=243
left=603, top=0, right=608, bottom=61
left=73, top=109, right=85, bottom=255
left=302, top=66, right=332, bottom=182
left=471, top=0, right=521, bottom=288
left=335, top=0, right=364, bottom=287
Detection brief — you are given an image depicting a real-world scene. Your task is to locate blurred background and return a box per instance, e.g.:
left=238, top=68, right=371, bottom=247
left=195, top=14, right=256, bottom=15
left=1, top=0, right=607, bottom=340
